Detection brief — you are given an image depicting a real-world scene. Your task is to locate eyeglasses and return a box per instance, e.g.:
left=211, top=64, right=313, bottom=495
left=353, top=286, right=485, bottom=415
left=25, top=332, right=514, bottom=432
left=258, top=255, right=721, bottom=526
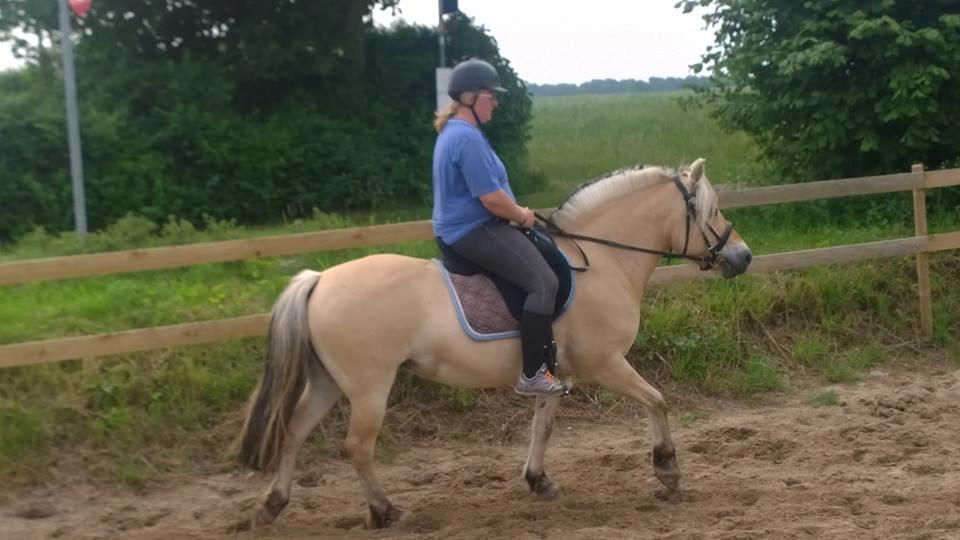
left=476, top=93, right=498, bottom=103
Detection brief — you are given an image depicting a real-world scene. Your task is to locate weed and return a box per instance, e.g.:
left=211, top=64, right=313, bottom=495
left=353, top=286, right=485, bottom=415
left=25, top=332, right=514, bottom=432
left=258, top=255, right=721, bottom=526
left=792, top=334, right=829, bottom=366
left=734, top=356, right=785, bottom=395
left=807, top=389, right=840, bottom=407
left=678, top=412, right=706, bottom=428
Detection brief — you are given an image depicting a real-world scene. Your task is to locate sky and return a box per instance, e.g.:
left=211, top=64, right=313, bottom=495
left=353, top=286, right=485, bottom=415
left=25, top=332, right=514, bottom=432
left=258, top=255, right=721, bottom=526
left=0, top=44, right=18, bottom=72
left=0, top=1, right=716, bottom=83
left=372, top=0, right=715, bottom=85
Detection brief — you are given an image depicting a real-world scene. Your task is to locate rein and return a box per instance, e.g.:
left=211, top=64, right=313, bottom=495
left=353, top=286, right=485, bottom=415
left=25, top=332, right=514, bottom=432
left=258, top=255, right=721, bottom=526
left=535, top=174, right=734, bottom=272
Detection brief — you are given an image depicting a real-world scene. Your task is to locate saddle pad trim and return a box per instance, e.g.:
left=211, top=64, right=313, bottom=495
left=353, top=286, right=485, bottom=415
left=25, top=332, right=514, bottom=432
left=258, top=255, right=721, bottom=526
left=433, top=254, right=577, bottom=342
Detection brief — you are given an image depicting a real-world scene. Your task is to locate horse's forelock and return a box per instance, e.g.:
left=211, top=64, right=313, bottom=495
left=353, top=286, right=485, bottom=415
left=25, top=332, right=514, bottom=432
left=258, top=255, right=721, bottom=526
left=691, top=174, right=718, bottom=229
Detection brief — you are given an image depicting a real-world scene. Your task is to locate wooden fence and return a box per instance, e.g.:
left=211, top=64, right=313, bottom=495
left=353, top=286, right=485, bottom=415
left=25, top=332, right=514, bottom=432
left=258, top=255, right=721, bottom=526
left=2, top=165, right=959, bottom=369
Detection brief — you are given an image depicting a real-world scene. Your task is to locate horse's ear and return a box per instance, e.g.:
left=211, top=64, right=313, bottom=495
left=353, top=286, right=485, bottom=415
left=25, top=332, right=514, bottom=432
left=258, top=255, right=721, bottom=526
left=689, top=158, right=706, bottom=183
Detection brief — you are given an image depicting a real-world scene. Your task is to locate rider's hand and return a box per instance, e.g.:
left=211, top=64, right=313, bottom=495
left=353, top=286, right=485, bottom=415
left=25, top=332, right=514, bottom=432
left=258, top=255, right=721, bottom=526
left=518, top=207, right=536, bottom=229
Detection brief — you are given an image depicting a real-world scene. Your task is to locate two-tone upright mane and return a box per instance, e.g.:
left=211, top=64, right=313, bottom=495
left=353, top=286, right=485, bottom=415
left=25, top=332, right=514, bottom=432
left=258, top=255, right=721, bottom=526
left=553, top=164, right=718, bottom=231
left=236, top=158, right=752, bottom=529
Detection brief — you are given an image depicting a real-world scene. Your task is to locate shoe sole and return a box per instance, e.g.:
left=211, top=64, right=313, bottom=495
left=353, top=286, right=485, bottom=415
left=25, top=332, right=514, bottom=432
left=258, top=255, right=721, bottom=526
left=514, top=388, right=565, bottom=397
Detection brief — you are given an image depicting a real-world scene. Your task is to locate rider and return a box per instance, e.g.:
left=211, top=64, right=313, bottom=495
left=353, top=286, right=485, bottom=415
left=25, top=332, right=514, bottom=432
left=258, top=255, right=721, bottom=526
left=431, top=58, right=564, bottom=397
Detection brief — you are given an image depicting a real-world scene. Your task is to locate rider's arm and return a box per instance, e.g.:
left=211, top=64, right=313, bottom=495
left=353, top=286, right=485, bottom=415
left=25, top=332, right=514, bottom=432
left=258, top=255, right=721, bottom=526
left=459, top=135, right=535, bottom=228
left=479, top=190, right=535, bottom=227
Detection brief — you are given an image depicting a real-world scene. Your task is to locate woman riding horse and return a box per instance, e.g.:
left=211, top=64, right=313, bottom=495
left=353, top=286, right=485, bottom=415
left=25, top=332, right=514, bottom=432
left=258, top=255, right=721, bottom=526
left=235, top=87, right=754, bottom=530
left=433, top=58, right=564, bottom=396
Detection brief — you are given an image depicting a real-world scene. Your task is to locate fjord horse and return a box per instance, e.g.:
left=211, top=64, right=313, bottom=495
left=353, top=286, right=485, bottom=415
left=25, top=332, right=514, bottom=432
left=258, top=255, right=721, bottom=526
left=236, top=159, right=752, bottom=528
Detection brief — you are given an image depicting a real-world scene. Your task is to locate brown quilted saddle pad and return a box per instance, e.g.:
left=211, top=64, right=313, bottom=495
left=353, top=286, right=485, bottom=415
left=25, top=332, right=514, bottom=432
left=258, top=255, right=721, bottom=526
left=436, top=260, right=521, bottom=340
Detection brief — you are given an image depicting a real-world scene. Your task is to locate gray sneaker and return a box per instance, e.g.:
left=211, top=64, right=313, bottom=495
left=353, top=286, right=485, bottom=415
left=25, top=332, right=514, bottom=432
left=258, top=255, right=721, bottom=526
left=515, top=365, right=565, bottom=396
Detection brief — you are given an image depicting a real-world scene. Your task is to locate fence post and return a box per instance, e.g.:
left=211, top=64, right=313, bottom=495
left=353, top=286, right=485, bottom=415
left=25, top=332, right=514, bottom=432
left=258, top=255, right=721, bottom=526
left=912, top=163, right=933, bottom=339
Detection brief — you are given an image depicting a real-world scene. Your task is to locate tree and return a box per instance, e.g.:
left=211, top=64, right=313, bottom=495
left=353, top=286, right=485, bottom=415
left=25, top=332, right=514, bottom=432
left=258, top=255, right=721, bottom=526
left=0, top=6, right=537, bottom=242
left=678, top=0, right=960, bottom=181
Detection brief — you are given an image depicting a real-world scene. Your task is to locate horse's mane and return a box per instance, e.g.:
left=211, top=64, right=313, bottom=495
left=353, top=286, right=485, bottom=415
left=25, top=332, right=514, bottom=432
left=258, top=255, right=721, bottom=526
left=550, top=163, right=718, bottom=229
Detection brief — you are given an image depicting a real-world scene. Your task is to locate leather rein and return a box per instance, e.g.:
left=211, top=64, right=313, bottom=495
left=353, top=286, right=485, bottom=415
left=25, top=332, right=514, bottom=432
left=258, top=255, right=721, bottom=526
left=535, top=174, right=734, bottom=272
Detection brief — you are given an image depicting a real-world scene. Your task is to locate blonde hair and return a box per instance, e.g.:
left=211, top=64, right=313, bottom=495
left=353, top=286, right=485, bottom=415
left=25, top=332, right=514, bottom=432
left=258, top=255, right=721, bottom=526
left=434, top=102, right=460, bottom=132
left=433, top=91, right=477, bottom=132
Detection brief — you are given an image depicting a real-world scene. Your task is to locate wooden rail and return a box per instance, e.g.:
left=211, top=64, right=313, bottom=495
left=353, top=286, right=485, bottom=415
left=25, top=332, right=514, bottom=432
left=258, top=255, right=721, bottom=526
left=0, top=221, right=434, bottom=286
left=0, top=315, right=269, bottom=369
left=2, top=166, right=959, bottom=368
left=3, top=168, right=958, bottom=287
left=3, top=230, right=959, bottom=369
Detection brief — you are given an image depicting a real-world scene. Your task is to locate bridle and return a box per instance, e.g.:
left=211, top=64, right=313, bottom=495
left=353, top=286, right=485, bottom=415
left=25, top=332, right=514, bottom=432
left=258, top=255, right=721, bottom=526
left=535, top=174, right=735, bottom=272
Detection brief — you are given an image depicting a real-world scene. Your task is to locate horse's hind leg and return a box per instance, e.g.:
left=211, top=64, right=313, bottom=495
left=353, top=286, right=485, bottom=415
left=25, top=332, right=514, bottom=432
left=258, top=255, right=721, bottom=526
left=342, top=374, right=404, bottom=529
left=523, top=395, right=562, bottom=499
left=592, top=354, right=680, bottom=491
left=254, top=360, right=343, bottom=526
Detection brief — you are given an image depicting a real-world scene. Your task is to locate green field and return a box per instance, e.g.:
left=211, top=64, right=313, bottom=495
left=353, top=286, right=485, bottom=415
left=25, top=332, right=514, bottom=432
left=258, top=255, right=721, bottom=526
left=526, top=92, right=762, bottom=208
left=1, top=92, right=957, bottom=487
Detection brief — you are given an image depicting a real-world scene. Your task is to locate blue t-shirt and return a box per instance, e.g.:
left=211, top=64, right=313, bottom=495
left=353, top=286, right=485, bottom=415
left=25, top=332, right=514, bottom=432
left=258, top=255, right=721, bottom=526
left=432, top=119, right=515, bottom=244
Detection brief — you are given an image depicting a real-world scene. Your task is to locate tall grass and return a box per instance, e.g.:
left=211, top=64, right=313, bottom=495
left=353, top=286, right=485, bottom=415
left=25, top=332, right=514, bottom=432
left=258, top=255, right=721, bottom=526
left=1, top=92, right=958, bottom=487
left=524, top=92, right=762, bottom=208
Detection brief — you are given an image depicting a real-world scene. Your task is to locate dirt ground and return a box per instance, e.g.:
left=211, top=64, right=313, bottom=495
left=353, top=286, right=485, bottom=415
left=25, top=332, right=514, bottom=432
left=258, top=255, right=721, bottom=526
left=3, top=358, right=960, bottom=540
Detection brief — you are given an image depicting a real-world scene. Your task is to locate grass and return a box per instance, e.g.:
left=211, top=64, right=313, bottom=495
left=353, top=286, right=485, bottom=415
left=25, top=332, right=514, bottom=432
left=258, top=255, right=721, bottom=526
left=524, top=92, right=762, bottom=208
left=807, top=389, right=840, bottom=407
left=1, top=91, right=959, bottom=487
left=678, top=412, right=707, bottom=428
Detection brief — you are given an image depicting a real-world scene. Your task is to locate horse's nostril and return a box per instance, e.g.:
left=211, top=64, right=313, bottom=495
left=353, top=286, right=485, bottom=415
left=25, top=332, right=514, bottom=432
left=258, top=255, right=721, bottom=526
left=744, top=252, right=753, bottom=265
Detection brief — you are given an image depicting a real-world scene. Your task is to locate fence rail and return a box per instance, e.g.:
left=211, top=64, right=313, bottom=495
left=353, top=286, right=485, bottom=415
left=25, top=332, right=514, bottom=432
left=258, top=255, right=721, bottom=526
left=4, top=169, right=957, bottom=287
left=1, top=165, right=958, bottom=369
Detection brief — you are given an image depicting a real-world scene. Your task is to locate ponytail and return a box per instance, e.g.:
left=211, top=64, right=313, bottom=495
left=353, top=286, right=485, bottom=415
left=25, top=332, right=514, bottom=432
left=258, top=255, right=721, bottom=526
left=433, top=101, right=461, bottom=133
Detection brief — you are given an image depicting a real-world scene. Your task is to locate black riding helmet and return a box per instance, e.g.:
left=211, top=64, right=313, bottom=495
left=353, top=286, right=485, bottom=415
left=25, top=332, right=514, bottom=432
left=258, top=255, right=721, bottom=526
left=448, top=58, right=506, bottom=125
left=448, top=58, right=507, bottom=99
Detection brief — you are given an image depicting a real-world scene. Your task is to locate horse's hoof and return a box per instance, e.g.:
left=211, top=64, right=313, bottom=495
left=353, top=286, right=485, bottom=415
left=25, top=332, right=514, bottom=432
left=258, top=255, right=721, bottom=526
left=654, top=487, right=683, bottom=503
left=251, top=507, right=274, bottom=528
left=655, top=467, right=681, bottom=492
left=652, top=445, right=681, bottom=491
left=365, top=503, right=405, bottom=529
left=534, top=478, right=560, bottom=500
left=526, top=471, right=560, bottom=500
left=252, top=489, right=288, bottom=527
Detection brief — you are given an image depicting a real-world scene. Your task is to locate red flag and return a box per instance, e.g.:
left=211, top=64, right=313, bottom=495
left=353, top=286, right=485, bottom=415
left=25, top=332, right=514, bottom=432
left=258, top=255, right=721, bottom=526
left=69, top=0, right=92, bottom=17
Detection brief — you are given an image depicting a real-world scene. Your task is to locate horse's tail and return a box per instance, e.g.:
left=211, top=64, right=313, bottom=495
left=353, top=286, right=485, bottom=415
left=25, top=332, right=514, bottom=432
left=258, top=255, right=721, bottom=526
left=236, top=269, right=323, bottom=472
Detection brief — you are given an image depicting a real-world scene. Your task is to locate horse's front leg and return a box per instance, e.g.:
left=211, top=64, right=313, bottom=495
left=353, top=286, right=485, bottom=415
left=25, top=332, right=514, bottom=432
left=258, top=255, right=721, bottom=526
left=592, top=354, right=680, bottom=491
left=522, top=395, right=562, bottom=499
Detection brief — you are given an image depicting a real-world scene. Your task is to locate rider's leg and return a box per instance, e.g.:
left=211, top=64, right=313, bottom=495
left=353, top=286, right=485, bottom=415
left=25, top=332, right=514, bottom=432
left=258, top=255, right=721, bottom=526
left=449, top=221, right=562, bottom=395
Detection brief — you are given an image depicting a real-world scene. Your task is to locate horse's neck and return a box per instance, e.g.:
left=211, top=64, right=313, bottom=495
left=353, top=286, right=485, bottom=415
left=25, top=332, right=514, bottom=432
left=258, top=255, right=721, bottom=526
left=564, top=184, right=674, bottom=302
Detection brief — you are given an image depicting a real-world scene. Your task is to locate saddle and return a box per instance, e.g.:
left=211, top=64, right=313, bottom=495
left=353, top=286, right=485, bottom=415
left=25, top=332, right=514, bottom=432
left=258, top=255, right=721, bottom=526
left=435, top=227, right=576, bottom=341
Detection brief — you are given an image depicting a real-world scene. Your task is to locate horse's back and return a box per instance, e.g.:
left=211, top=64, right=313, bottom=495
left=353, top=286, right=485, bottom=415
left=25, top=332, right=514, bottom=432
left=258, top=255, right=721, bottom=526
left=320, top=253, right=436, bottom=289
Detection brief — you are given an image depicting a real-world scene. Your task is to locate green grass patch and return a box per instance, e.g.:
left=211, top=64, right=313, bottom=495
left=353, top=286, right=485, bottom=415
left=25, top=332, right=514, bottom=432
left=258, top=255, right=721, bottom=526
left=821, top=345, right=885, bottom=383
left=733, top=356, right=785, bottom=395
left=678, top=412, right=707, bottom=428
left=807, top=389, right=840, bottom=407
left=0, top=405, right=49, bottom=476
left=525, top=93, right=762, bottom=208
left=792, top=334, right=829, bottom=365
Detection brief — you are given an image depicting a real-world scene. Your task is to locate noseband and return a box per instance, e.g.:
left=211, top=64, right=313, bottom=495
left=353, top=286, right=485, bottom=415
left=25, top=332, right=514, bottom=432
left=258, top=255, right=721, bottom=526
left=537, top=174, right=735, bottom=271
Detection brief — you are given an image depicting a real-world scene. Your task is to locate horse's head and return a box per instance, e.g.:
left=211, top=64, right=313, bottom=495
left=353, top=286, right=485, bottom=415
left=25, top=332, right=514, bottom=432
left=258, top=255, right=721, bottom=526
left=669, top=158, right=752, bottom=278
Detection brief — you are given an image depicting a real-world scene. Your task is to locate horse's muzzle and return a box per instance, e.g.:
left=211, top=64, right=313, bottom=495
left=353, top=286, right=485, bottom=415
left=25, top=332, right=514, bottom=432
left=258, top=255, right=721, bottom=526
left=718, top=244, right=752, bottom=278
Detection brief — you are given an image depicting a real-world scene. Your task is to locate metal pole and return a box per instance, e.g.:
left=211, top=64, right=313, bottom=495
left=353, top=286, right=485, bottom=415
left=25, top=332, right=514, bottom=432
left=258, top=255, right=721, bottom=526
left=437, top=0, right=446, bottom=67
left=58, top=0, right=88, bottom=236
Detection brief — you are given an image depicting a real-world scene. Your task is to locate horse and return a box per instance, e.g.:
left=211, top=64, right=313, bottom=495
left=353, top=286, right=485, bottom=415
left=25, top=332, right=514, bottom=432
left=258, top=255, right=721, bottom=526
left=235, top=158, right=753, bottom=529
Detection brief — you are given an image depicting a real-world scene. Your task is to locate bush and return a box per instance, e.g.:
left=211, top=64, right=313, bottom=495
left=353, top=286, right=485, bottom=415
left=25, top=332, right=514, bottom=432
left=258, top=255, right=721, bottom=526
left=0, top=15, right=535, bottom=242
